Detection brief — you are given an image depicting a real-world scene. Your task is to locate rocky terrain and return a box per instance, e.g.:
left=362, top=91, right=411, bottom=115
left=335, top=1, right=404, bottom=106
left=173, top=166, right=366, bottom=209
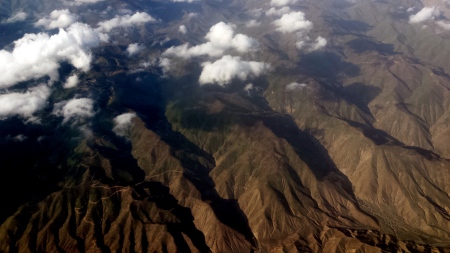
left=1, top=0, right=450, bottom=252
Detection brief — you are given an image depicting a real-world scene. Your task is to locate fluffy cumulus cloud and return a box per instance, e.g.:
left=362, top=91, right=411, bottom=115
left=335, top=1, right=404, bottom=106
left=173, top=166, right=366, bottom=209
left=35, top=9, right=79, bottom=29
left=246, top=20, right=261, bottom=27
left=0, top=85, right=50, bottom=119
left=310, top=36, right=327, bottom=50
left=273, top=11, right=313, bottom=33
left=270, top=0, right=298, bottom=7
left=266, top=7, right=291, bottom=16
left=163, top=22, right=258, bottom=58
left=0, top=23, right=108, bottom=88
left=158, top=58, right=172, bottom=73
left=297, top=36, right=327, bottom=51
left=3, top=11, right=27, bottom=23
left=271, top=10, right=326, bottom=51
left=199, top=55, right=270, bottom=86
left=126, top=43, right=144, bottom=56
left=112, top=112, right=136, bottom=137
left=409, top=6, right=440, bottom=23
left=97, top=12, right=157, bottom=32
left=63, top=74, right=79, bottom=88
left=179, top=25, right=187, bottom=34
left=53, top=98, right=95, bottom=124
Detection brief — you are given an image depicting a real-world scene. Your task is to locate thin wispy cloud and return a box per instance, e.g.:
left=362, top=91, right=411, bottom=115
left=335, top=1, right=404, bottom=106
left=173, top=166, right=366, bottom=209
left=3, top=11, right=27, bottom=23
left=97, top=12, right=157, bottom=32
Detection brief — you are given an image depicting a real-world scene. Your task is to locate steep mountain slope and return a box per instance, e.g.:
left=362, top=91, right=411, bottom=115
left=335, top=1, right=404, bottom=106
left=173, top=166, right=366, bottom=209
left=1, top=0, right=450, bottom=252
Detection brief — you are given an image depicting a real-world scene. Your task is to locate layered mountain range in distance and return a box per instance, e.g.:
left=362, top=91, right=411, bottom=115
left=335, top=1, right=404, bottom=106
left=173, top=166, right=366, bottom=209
left=1, top=0, right=450, bottom=252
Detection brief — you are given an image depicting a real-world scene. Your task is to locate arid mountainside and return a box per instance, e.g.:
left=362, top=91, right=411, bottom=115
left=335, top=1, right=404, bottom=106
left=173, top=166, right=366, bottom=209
left=1, top=0, right=450, bottom=252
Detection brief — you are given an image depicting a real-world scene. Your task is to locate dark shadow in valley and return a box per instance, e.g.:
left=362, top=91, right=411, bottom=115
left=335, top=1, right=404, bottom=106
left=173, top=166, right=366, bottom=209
left=312, top=79, right=381, bottom=119
left=297, top=51, right=360, bottom=81
left=132, top=181, right=211, bottom=253
left=325, top=17, right=373, bottom=35
left=295, top=51, right=379, bottom=118
left=347, top=38, right=397, bottom=55
left=294, top=50, right=383, bottom=119
left=340, top=82, right=382, bottom=116
left=169, top=90, right=356, bottom=186
left=257, top=113, right=379, bottom=223
left=89, top=144, right=145, bottom=185
left=332, top=117, right=442, bottom=160
left=136, top=112, right=258, bottom=251
left=339, top=118, right=403, bottom=146
left=0, top=118, right=76, bottom=224
left=260, top=113, right=349, bottom=184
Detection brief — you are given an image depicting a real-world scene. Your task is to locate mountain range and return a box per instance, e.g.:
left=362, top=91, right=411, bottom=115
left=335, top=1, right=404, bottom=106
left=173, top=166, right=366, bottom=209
left=1, top=0, right=450, bottom=252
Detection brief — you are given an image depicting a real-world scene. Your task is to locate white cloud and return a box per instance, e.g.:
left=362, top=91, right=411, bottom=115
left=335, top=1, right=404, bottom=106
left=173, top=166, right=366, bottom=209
left=186, top=12, right=198, bottom=18
left=270, top=11, right=326, bottom=52
left=246, top=20, right=261, bottom=27
left=199, top=55, right=270, bottom=86
left=296, top=36, right=327, bottom=51
left=35, top=9, right=79, bottom=30
left=409, top=6, right=440, bottom=23
left=273, top=11, right=313, bottom=33
left=97, top=12, right=157, bottom=32
left=231, top=34, right=259, bottom=53
left=126, top=43, right=144, bottom=56
left=63, top=74, right=79, bottom=88
left=311, top=36, right=327, bottom=50
left=179, top=25, right=187, bottom=34
left=159, top=58, right=172, bottom=74
left=3, top=11, right=27, bottom=23
left=53, top=98, right=95, bottom=124
left=205, top=22, right=235, bottom=49
left=113, top=112, right=136, bottom=137
left=437, top=20, right=450, bottom=29
left=0, top=85, right=50, bottom=119
left=163, top=22, right=258, bottom=58
left=286, top=82, right=306, bottom=91
left=270, top=0, right=298, bottom=7
left=244, top=83, right=254, bottom=91
left=0, top=23, right=107, bottom=88
left=266, top=7, right=291, bottom=16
